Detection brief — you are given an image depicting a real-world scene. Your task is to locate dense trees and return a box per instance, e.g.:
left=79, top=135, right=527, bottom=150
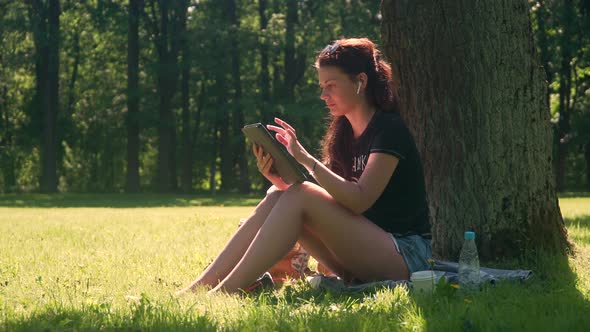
left=0, top=0, right=587, bottom=194
left=0, top=0, right=382, bottom=193
left=531, top=0, right=590, bottom=191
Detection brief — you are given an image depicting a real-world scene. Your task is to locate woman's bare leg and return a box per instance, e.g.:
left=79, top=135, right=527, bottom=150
left=212, top=182, right=409, bottom=293
left=177, top=187, right=284, bottom=293
left=298, top=225, right=352, bottom=280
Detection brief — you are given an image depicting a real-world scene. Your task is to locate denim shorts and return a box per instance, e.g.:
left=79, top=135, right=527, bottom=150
left=389, top=234, right=432, bottom=276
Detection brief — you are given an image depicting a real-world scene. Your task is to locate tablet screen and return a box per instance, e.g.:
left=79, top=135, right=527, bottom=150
left=242, top=123, right=308, bottom=184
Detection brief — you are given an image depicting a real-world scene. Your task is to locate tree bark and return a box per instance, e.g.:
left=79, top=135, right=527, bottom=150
left=283, top=0, right=297, bottom=102
left=227, top=0, right=250, bottom=193
left=156, top=0, right=174, bottom=192
left=126, top=0, right=141, bottom=193
left=29, top=0, right=61, bottom=193
left=180, top=22, right=192, bottom=193
left=144, top=0, right=187, bottom=192
left=191, top=81, right=204, bottom=162
left=532, top=0, right=554, bottom=108
left=217, top=1, right=233, bottom=192
left=258, top=0, right=271, bottom=124
left=0, top=85, right=16, bottom=192
left=555, top=0, right=575, bottom=192
left=381, top=0, right=570, bottom=260
left=271, top=0, right=281, bottom=112
left=218, top=95, right=233, bottom=191
left=210, top=115, right=218, bottom=195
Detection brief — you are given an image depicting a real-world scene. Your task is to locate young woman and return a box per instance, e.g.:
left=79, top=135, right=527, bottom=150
left=179, top=38, right=432, bottom=294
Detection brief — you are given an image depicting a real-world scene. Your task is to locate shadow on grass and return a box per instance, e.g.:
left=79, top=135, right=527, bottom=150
left=0, top=193, right=262, bottom=208
left=243, top=241, right=590, bottom=330
left=2, top=303, right=219, bottom=332
left=417, top=238, right=590, bottom=331
left=558, top=192, right=590, bottom=198
left=1, top=191, right=586, bottom=208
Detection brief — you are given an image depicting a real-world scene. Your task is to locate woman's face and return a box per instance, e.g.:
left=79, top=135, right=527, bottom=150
left=318, top=66, right=361, bottom=116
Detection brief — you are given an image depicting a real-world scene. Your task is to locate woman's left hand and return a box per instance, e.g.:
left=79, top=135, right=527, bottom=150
left=267, top=118, right=311, bottom=165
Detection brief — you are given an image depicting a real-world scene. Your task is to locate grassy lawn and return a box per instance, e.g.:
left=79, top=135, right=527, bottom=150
left=0, top=193, right=589, bottom=331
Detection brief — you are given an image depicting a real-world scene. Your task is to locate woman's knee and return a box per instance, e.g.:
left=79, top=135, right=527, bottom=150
left=285, top=181, right=321, bottom=194
left=264, top=185, right=284, bottom=204
left=265, top=184, right=283, bottom=196
left=283, top=181, right=328, bottom=204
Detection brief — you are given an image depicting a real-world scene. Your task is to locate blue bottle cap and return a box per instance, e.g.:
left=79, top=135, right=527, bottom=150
left=464, top=231, right=475, bottom=240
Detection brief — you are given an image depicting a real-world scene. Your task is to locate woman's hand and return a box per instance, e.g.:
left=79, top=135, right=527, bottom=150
left=253, top=143, right=289, bottom=191
left=267, top=118, right=312, bottom=166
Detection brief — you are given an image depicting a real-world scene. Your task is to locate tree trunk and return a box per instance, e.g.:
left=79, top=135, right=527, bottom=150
left=191, top=81, right=204, bottom=159
left=103, top=133, right=114, bottom=191
left=0, top=20, right=12, bottom=192
left=271, top=0, right=281, bottom=118
left=156, top=62, right=173, bottom=192
left=0, top=85, right=16, bottom=192
left=381, top=0, right=570, bottom=261
left=57, top=28, right=80, bottom=182
left=555, top=0, right=575, bottom=192
left=126, top=0, right=141, bottom=193
left=532, top=0, right=553, bottom=107
left=180, top=39, right=192, bottom=193
left=169, top=109, right=178, bottom=191
left=258, top=0, right=271, bottom=124
left=219, top=102, right=232, bottom=191
left=283, top=0, right=297, bottom=102
left=227, top=0, right=250, bottom=193
left=215, top=2, right=233, bottom=192
left=157, top=0, right=174, bottom=192
left=209, top=118, right=218, bottom=195
left=39, top=0, right=60, bottom=193
left=28, top=0, right=61, bottom=193
left=146, top=0, right=186, bottom=192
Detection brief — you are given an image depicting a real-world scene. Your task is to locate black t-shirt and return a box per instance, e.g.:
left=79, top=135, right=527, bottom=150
left=351, top=110, right=431, bottom=238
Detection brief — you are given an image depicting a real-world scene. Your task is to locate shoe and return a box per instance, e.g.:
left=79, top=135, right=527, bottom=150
left=243, top=272, right=275, bottom=294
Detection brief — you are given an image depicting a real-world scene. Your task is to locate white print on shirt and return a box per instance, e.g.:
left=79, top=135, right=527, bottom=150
left=352, top=154, right=368, bottom=173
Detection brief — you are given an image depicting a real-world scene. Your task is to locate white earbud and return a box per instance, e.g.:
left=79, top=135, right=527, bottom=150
left=356, top=81, right=362, bottom=95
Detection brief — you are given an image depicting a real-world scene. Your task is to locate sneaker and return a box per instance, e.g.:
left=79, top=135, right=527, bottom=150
left=243, top=272, right=275, bottom=295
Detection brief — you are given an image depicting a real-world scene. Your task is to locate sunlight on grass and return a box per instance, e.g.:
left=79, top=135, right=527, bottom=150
left=0, top=195, right=589, bottom=331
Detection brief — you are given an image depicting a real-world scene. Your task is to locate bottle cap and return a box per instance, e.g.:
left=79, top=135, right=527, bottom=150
left=464, top=231, right=475, bottom=240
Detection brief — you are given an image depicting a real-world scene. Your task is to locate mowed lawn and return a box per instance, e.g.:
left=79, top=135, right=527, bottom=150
left=0, top=193, right=589, bottom=331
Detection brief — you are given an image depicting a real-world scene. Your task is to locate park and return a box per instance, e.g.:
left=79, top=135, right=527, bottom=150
left=1, top=0, right=590, bottom=331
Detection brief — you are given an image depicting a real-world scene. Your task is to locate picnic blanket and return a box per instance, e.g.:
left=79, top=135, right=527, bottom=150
left=308, top=260, right=533, bottom=294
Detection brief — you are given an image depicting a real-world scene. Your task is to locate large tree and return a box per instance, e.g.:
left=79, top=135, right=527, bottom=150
left=144, top=0, right=188, bottom=192
left=381, top=0, right=570, bottom=260
left=27, top=0, right=61, bottom=193
left=126, top=0, right=141, bottom=193
left=226, top=0, right=250, bottom=194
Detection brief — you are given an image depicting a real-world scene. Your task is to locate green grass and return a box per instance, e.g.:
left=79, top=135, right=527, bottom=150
left=0, top=194, right=589, bottom=331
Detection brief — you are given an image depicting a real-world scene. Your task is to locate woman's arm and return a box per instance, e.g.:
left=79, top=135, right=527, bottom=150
left=301, top=153, right=398, bottom=214
left=268, top=118, right=398, bottom=214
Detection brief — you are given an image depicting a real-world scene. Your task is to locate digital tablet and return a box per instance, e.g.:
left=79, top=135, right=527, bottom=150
left=242, top=123, right=308, bottom=184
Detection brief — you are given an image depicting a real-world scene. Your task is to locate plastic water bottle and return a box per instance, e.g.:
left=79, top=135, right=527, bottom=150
left=458, top=231, right=480, bottom=291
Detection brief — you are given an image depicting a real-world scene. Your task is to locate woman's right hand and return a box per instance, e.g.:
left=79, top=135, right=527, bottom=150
left=253, top=144, right=290, bottom=191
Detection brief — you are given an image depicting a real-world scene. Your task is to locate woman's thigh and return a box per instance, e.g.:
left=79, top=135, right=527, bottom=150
left=285, top=182, right=409, bottom=281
